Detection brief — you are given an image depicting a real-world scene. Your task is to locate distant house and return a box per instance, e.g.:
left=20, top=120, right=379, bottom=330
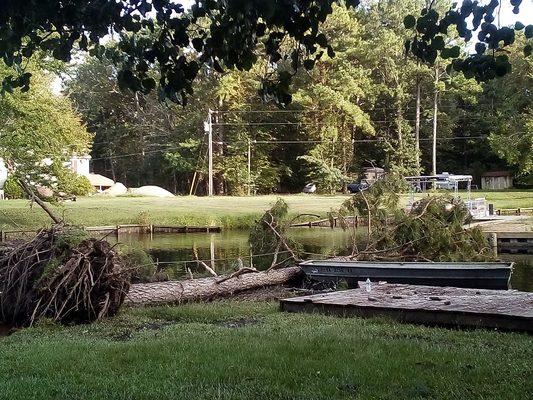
left=481, top=171, right=512, bottom=190
left=69, top=154, right=91, bottom=177
left=0, top=155, right=115, bottom=197
left=0, top=158, right=7, bottom=199
left=69, top=155, right=114, bottom=192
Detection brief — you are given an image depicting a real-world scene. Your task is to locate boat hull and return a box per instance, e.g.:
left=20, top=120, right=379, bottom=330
left=300, top=260, right=513, bottom=290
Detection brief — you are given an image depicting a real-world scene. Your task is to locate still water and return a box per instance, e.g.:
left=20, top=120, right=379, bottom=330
left=113, top=228, right=533, bottom=292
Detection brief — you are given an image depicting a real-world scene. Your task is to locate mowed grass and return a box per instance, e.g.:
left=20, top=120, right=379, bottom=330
left=0, top=194, right=347, bottom=230
left=410, top=189, right=533, bottom=210
left=1, top=190, right=531, bottom=231
left=0, top=301, right=531, bottom=400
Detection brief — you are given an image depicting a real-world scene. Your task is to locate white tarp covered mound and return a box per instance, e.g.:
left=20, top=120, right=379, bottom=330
left=129, top=186, right=175, bottom=198
left=103, top=182, right=128, bottom=196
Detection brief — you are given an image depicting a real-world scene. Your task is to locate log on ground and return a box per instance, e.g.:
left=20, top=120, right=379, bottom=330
left=125, top=266, right=303, bottom=306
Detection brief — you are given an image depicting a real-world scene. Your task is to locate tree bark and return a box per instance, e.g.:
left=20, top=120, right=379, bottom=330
left=17, top=178, right=61, bottom=224
left=124, top=266, right=303, bottom=306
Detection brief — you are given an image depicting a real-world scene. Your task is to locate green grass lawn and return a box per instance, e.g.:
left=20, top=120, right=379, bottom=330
left=1, top=190, right=531, bottom=231
left=0, top=301, right=531, bottom=400
left=0, top=194, right=348, bottom=230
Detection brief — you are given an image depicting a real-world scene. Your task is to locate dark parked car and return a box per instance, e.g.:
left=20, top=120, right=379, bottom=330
left=347, top=180, right=370, bottom=193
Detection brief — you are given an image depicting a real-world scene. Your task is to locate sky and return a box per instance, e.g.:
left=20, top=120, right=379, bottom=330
left=494, top=0, right=533, bottom=26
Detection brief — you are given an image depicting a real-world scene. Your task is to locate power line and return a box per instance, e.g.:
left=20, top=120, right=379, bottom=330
left=90, top=136, right=491, bottom=161
left=211, top=121, right=417, bottom=126
left=211, top=104, right=488, bottom=113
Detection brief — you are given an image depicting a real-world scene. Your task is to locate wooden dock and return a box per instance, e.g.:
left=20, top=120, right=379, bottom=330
left=280, top=283, right=533, bottom=332
left=495, top=232, right=533, bottom=254
left=291, top=216, right=363, bottom=228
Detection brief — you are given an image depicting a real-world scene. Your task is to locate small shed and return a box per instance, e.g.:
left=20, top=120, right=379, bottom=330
left=362, top=167, right=385, bottom=182
left=481, top=171, right=512, bottom=190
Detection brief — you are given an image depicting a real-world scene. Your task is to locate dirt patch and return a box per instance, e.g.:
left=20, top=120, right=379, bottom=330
left=0, top=324, right=13, bottom=337
left=230, top=285, right=308, bottom=301
left=112, top=331, right=133, bottom=341
left=214, top=317, right=261, bottom=329
left=139, top=321, right=175, bottom=331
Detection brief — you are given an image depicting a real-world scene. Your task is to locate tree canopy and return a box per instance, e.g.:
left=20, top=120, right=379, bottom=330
left=0, top=0, right=531, bottom=104
left=0, top=62, right=92, bottom=195
left=63, top=1, right=531, bottom=194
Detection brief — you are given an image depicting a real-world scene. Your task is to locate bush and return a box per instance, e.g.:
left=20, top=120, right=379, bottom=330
left=56, top=169, right=94, bottom=196
left=3, top=177, right=25, bottom=199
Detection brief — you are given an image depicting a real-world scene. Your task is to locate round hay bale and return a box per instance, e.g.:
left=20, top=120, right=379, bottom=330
left=128, top=185, right=175, bottom=197
left=103, top=182, right=128, bottom=196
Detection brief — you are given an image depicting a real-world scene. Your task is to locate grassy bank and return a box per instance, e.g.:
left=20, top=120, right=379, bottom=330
left=0, top=195, right=347, bottom=230
left=1, top=190, right=531, bottom=231
left=0, top=301, right=531, bottom=400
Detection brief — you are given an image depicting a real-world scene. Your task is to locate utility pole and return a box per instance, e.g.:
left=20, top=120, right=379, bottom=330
left=247, top=139, right=252, bottom=196
left=415, top=74, right=421, bottom=173
left=204, top=109, right=214, bottom=196
left=432, top=66, right=439, bottom=177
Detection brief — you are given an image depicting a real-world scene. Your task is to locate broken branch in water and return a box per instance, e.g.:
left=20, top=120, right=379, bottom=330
left=192, top=245, right=217, bottom=277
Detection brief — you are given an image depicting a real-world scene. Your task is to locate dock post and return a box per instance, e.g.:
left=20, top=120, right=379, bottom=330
left=488, top=233, right=498, bottom=257
left=488, top=204, right=494, bottom=216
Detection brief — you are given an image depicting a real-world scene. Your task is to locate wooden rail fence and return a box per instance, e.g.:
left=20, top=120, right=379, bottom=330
left=495, top=207, right=533, bottom=216
left=0, top=224, right=221, bottom=242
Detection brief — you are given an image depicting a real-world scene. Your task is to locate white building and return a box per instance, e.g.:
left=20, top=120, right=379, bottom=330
left=0, top=154, right=116, bottom=198
left=69, top=154, right=91, bottom=177
left=69, top=155, right=115, bottom=192
left=0, top=158, right=8, bottom=200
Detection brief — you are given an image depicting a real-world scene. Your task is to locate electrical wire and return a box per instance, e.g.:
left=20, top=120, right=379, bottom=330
left=90, top=136, right=493, bottom=160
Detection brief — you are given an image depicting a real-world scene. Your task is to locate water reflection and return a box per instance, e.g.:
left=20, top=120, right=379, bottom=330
left=110, top=228, right=532, bottom=292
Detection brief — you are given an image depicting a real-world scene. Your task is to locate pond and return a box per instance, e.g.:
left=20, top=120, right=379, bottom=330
left=112, top=228, right=533, bottom=292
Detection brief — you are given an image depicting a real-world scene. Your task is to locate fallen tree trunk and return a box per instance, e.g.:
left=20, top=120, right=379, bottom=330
left=125, top=266, right=303, bottom=306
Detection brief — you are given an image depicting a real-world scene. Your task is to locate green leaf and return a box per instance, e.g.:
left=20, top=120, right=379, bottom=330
left=316, top=33, right=328, bottom=48
left=524, top=44, right=532, bottom=57
left=430, top=36, right=445, bottom=50
left=142, top=77, right=156, bottom=91
left=403, top=15, right=416, bottom=29
left=514, top=21, right=525, bottom=31
left=525, top=25, right=533, bottom=38
left=303, top=59, right=314, bottom=70
left=443, top=45, right=461, bottom=59
left=192, top=38, right=203, bottom=52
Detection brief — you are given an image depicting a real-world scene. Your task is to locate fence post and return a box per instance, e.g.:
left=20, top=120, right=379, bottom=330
left=488, top=233, right=498, bottom=257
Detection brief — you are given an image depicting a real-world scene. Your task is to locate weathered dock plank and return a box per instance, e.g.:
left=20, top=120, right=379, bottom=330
left=280, top=283, right=533, bottom=332
left=496, top=232, right=533, bottom=254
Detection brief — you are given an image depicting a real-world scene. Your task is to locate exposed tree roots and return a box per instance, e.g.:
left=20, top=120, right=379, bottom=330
left=0, top=226, right=130, bottom=327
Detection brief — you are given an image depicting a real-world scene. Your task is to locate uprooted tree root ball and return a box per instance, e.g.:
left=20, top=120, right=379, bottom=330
left=0, top=226, right=130, bottom=327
